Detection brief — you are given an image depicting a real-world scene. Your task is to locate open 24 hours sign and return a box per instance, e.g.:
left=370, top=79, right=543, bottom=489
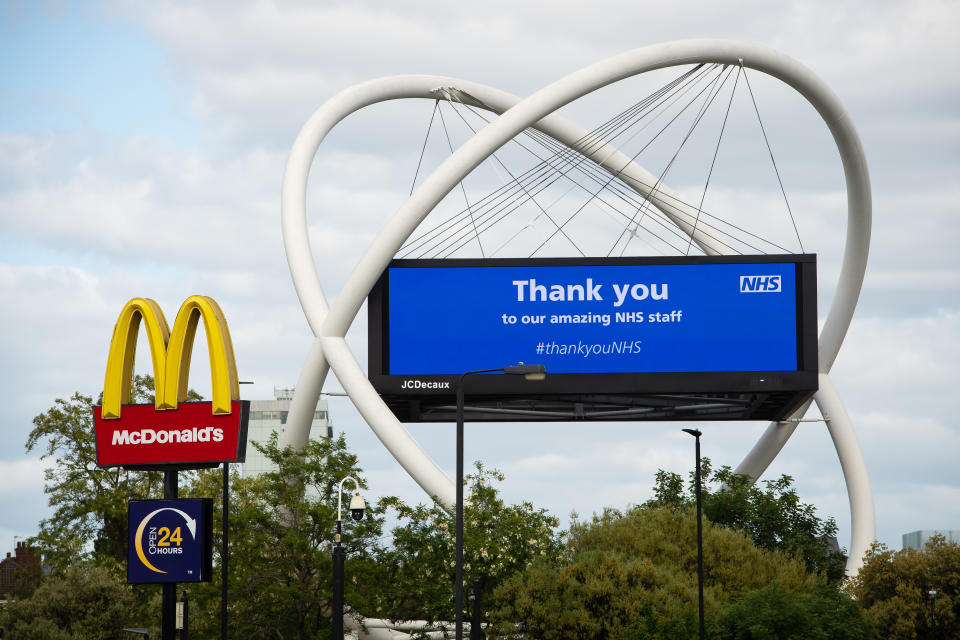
left=128, top=499, right=213, bottom=583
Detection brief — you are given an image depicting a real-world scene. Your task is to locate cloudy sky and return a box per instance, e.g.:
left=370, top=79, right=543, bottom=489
left=2, top=0, right=958, bottom=563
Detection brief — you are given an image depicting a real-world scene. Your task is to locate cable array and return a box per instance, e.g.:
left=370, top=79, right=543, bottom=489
left=399, top=64, right=802, bottom=260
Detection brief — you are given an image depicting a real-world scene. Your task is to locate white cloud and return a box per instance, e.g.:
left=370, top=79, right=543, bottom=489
left=0, top=458, right=50, bottom=498
left=0, top=458, right=53, bottom=558
left=833, top=311, right=960, bottom=405
left=108, top=0, right=959, bottom=151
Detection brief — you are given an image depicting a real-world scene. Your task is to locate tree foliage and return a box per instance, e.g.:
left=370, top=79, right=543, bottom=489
left=646, top=458, right=846, bottom=581
left=847, top=535, right=960, bottom=639
left=181, top=432, right=387, bottom=640
left=21, top=383, right=879, bottom=638
left=716, top=583, right=874, bottom=640
left=490, top=505, right=832, bottom=639
left=22, top=379, right=390, bottom=639
left=0, top=564, right=139, bottom=640
left=378, top=463, right=564, bottom=625
left=25, top=375, right=199, bottom=567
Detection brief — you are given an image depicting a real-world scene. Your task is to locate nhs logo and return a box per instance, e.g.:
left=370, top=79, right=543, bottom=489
left=739, top=275, right=782, bottom=293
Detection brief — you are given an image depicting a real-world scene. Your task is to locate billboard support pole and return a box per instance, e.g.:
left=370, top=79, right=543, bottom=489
left=162, top=470, right=178, bottom=640
left=683, top=429, right=706, bottom=640
left=455, top=365, right=546, bottom=640
left=455, top=380, right=465, bottom=640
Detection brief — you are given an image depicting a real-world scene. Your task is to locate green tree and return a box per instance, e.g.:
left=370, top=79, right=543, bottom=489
left=716, top=583, right=874, bottom=639
left=646, top=459, right=846, bottom=581
left=21, top=377, right=204, bottom=635
left=847, top=535, right=960, bottom=639
left=25, top=375, right=200, bottom=567
left=378, top=463, right=564, bottom=626
left=182, top=432, right=388, bottom=640
left=0, top=564, right=139, bottom=640
left=491, top=505, right=830, bottom=639
left=23, top=381, right=392, bottom=638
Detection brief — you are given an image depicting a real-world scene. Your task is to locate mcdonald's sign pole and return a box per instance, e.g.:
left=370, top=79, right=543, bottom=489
left=162, top=470, right=178, bottom=640
left=94, top=296, right=249, bottom=640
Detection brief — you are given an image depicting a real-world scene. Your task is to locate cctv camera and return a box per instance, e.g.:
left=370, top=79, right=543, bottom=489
left=349, top=492, right=366, bottom=521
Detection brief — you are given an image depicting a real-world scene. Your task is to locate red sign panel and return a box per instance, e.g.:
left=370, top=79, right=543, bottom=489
left=94, top=401, right=249, bottom=468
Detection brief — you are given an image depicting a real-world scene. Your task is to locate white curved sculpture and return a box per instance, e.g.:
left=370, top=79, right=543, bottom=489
left=280, top=39, right=874, bottom=574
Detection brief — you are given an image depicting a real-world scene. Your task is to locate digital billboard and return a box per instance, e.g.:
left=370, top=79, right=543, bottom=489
left=128, top=498, right=213, bottom=584
left=368, top=255, right=818, bottom=422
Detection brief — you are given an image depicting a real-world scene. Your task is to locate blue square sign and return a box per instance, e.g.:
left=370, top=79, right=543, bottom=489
left=128, top=498, right=212, bottom=583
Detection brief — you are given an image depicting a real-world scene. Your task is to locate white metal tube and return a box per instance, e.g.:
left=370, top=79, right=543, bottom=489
left=281, top=41, right=872, bottom=560
left=322, top=335, right=454, bottom=505
left=281, top=75, right=736, bottom=503
left=281, top=337, right=329, bottom=450
left=814, top=373, right=875, bottom=575
left=732, top=399, right=811, bottom=480
left=319, top=41, right=870, bottom=356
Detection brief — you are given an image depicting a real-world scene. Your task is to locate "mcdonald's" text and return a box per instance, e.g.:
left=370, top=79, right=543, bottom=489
left=111, top=426, right=225, bottom=446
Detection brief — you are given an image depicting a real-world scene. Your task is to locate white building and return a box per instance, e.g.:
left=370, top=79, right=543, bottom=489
left=902, top=530, right=960, bottom=550
left=242, top=387, right=332, bottom=478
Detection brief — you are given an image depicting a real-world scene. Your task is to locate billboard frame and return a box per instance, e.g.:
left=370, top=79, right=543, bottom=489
left=368, top=254, right=818, bottom=422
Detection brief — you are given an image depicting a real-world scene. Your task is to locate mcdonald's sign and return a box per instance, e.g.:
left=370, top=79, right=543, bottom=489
left=93, top=296, right=249, bottom=468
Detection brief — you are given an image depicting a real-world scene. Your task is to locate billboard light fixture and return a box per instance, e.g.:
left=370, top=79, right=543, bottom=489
left=504, top=363, right=547, bottom=381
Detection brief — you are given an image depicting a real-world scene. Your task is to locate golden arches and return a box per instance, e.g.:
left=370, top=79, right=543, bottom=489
left=101, top=296, right=239, bottom=419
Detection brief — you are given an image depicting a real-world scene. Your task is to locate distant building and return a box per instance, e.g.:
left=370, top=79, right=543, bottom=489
left=0, top=541, right=40, bottom=600
left=902, top=530, right=960, bottom=550
left=242, top=387, right=332, bottom=478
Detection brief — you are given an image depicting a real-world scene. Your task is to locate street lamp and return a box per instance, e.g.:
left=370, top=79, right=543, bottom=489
left=455, top=363, right=546, bottom=640
left=682, top=428, right=705, bottom=640
left=332, top=476, right=365, bottom=640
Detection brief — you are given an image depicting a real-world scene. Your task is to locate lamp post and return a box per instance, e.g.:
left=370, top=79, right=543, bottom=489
left=455, top=363, right=546, bottom=640
left=332, top=476, right=366, bottom=640
left=682, top=428, right=705, bottom=640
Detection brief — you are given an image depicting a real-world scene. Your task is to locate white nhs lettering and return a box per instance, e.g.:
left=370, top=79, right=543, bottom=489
left=739, top=275, right=782, bottom=292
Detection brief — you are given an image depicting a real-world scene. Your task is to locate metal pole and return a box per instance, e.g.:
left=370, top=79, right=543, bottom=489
left=162, top=470, right=178, bottom=640
left=696, top=431, right=707, bottom=640
left=455, top=380, right=465, bottom=640
left=471, top=577, right=483, bottom=640
left=929, top=589, right=936, bottom=635
left=221, top=463, right=229, bottom=640
left=452, top=366, right=541, bottom=640
left=695, top=433, right=704, bottom=640
left=179, top=591, right=189, bottom=640
left=332, top=520, right=344, bottom=639
left=683, top=429, right=705, bottom=640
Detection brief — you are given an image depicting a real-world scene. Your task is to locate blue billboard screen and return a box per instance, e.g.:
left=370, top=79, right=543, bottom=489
left=387, top=262, right=798, bottom=375
left=369, top=255, right=817, bottom=422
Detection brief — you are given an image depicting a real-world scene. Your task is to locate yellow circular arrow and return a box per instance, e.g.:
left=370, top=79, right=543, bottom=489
left=134, top=510, right=166, bottom=574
